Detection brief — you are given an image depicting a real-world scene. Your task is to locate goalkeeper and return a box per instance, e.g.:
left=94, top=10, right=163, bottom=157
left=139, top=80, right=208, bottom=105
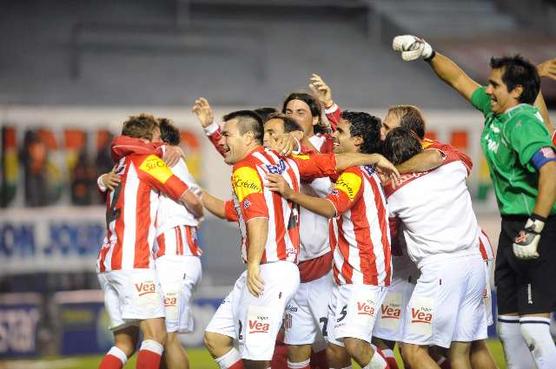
left=392, top=35, right=556, bottom=369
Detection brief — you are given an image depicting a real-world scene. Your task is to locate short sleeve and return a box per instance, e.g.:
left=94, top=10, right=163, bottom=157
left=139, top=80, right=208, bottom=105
left=507, top=114, right=553, bottom=169
left=231, top=165, right=269, bottom=221
left=325, top=168, right=363, bottom=215
left=137, top=155, right=189, bottom=201
left=291, top=153, right=336, bottom=181
left=224, top=199, right=239, bottom=222
left=470, top=87, right=492, bottom=116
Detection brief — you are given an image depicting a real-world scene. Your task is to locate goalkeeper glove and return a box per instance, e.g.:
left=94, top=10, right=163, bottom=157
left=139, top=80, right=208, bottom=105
left=392, top=35, right=435, bottom=61
left=512, top=214, right=546, bottom=260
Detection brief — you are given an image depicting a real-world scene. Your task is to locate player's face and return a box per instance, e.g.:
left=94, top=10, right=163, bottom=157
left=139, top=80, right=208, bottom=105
left=486, top=68, right=520, bottom=114
left=333, top=119, right=358, bottom=154
left=263, top=118, right=286, bottom=148
left=381, top=111, right=401, bottom=141
left=284, top=99, right=317, bottom=136
left=221, top=119, right=248, bottom=165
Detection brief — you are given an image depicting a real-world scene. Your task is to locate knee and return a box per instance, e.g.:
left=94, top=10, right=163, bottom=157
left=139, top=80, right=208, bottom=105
left=343, top=339, right=368, bottom=362
left=203, top=331, right=217, bottom=354
left=204, top=331, right=232, bottom=357
left=114, top=341, right=136, bottom=358
left=400, top=343, right=421, bottom=365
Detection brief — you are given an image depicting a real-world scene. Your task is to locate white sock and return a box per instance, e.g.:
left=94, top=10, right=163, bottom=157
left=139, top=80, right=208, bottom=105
left=363, top=351, right=387, bottom=369
left=287, top=359, right=310, bottom=369
left=139, top=339, right=164, bottom=355
left=215, top=347, right=242, bottom=369
left=107, top=346, right=127, bottom=365
left=520, top=317, right=556, bottom=369
left=497, top=315, right=535, bottom=369
left=381, top=348, right=395, bottom=360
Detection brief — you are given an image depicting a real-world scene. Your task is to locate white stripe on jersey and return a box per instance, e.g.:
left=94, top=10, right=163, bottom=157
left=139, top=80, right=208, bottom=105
left=122, top=163, right=139, bottom=270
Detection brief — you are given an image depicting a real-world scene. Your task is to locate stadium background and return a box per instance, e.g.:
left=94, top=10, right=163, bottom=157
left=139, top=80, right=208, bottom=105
left=1, top=0, right=555, bottom=368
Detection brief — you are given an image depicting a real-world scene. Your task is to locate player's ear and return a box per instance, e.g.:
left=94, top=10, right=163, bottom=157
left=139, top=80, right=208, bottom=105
left=352, top=135, right=363, bottom=147
left=510, top=84, right=523, bottom=101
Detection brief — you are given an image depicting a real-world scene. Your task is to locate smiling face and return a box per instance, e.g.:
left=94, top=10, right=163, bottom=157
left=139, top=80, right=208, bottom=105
left=333, top=118, right=360, bottom=154
left=219, top=119, right=252, bottom=165
left=485, top=68, right=522, bottom=114
left=284, top=99, right=317, bottom=137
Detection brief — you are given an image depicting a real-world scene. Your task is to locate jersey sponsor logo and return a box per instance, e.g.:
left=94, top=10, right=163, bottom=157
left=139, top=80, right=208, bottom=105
left=381, top=304, right=401, bottom=320
left=139, top=155, right=173, bottom=183
left=356, top=301, right=376, bottom=317
left=134, top=281, right=156, bottom=296
left=410, top=307, right=432, bottom=324
left=265, top=159, right=286, bottom=174
left=232, top=167, right=262, bottom=202
left=286, top=304, right=298, bottom=312
left=335, top=172, right=361, bottom=200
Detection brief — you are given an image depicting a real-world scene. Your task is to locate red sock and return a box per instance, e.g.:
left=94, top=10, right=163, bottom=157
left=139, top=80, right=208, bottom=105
left=310, top=349, right=328, bottom=369
left=99, top=346, right=127, bottom=369
left=271, top=338, right=288, bottom=369
left=229, top=360, right=245, bottom=369
left=136, top=340, right=163, bottom=369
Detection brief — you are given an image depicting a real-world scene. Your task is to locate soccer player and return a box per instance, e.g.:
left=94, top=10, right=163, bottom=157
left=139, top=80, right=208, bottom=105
left=382, top=127, right=488, bottom=369
left=393, top=35, right=556, bottom=369
left=193, top=98, right=334, bottom=369
left=268, top=111, right=393, bottom=369
left=96, top=114, right=202, bottom=369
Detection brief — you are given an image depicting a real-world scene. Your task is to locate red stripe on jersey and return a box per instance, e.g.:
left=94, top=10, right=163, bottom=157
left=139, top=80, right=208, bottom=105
left=156, top=233, right=166, bottom=258
left=350, top=195, right=377, bottom=285
left=98, top=245, right=110, bottom=273
left=337, top=216, right=353, bottom=284
left=369, top=175, right=391, bottom=286
left=185, top=226, right=196, bottom=255
left=134, top=182, right=152, bottom=268
left=176, top=226, right=184, bottom=255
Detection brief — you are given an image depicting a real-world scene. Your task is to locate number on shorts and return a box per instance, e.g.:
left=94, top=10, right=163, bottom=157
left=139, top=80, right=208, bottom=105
left=337, top=305, right=348, bottom=322
left=319, top=317, right=328, bottom=337
left=238, top=319, right=243, bottom=340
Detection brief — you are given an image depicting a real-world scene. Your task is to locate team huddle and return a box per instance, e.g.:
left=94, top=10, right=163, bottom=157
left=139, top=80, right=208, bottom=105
left=95, top=35, right=556, bottom=369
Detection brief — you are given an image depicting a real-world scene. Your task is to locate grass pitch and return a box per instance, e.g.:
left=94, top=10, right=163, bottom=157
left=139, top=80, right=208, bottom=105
left=2, top=339, right=507, bottom=369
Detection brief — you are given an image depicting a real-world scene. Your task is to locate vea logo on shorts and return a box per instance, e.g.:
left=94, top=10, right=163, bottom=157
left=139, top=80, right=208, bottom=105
left=135, top=281, right=156, bottom=296
left=265, top=160, right=286, bottom=175
left=356, top=300, right=376, bottom=316
left=411, top=307, right=432, bottom=324
left=164, top=295, right=177, bottom=307
left=381, top=303, right=401, bottom=320
left=248, top=315, right=270, bottom=334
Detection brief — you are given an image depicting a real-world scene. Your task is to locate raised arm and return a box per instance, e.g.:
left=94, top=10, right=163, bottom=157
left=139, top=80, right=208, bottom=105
left=536, top=58, right=556, bottom=134
left=392, top=35, right=480, bottom=102
left=192, top=97, right=226, bottom=157
left=309, top=73, right=341, bottom=129
left=335, top=153, right=400, bottom=182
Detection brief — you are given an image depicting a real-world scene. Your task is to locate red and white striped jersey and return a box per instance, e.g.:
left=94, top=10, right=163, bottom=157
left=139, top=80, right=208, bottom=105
left=326, top=165, right=392, bottom=286
left=478, top=229, right=495, bottom=261
left=231, top=147, right=336, bottom=264
left=155, top=224, right=201, bottom=258
left=97, top=153, right=189, bottom=272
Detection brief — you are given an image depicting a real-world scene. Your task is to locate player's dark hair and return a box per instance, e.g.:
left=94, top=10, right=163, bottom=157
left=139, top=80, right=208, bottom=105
left=341, top=111, right=383, bottom=154
left=254, top=107, right=278, bottom=122
left=122, top=114, right=158, bottom=140
left=223, top=110, right=264, bottom=144
left=266, top=113, right=303, bottom=133
left=387, top=105, right=426, bottom=140
left=282, top=92, right=328, bottom=134
left=158, top=118, right=181, bottom=146
left=490, top=55, right=540, bottom=104
left=383, top=127, right=423, bottom=165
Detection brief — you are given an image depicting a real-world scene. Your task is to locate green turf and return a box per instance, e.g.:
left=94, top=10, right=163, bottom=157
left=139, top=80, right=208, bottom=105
left=4, top=340, right=508, bottom=369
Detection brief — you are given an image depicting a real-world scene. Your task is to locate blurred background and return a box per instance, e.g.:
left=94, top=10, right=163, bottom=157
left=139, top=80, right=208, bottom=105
left=1, top=0, right=555, bottom=367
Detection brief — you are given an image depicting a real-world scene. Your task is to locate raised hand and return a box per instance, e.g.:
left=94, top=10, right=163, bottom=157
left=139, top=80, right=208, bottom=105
left=192, top=97, right=215, bottom=128
left=392, top=35, right=434, bottom=62
left=538, top=58, right=556, bottom=80
left=309, top=73, right=334, bottom=108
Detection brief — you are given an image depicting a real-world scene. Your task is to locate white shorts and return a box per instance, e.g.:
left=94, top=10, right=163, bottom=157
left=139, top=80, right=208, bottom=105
left=402, top=254, right=488, bottom=348
left=98, top=269, right=165, bottom=331
left=155, top=255, right=202, bottom=333
left=327, top=284, right=387, bottom=347
left=283, top=272, right=333, bottom=350
left=373, top=276, right=416, bottom=342
left=205, top=261, right=300, bottom=361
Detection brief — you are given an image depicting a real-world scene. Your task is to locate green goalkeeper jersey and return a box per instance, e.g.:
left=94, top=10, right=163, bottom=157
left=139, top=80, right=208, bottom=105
left=471, top=87, right=556, bottom=216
